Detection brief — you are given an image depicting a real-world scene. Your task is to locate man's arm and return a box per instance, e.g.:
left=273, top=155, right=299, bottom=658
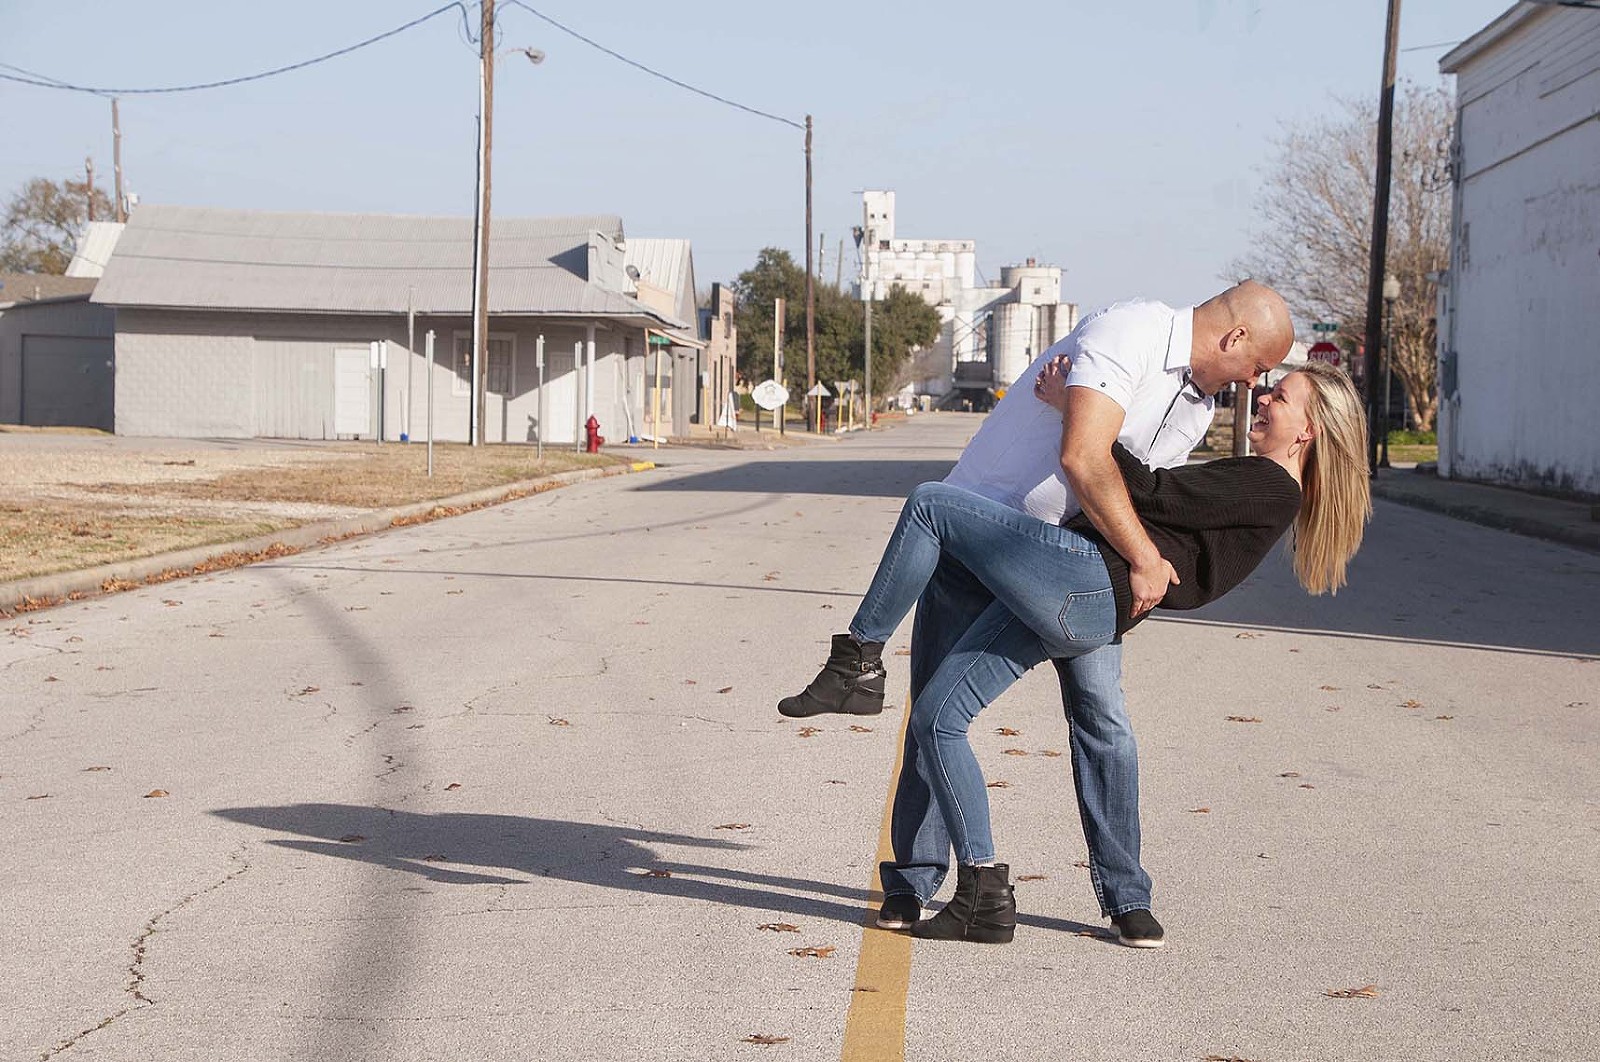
left=1037, top=359, right=1178, bottom=615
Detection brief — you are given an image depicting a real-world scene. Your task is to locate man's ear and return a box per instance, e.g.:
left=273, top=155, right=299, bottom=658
left=1221, top=326, right=1246, bottom=351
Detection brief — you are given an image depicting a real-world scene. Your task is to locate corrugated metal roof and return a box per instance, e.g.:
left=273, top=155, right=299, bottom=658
left=0, top=273, right=98, bottom=305
left=65, top=221, right=126, bottom=278
left=625, top=238, right=691, bottom=301
left=91, top=205, right=685, bottom=327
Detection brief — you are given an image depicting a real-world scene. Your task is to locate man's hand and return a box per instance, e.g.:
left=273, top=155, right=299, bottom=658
left=1128, top=555, right=1181, bottom=617
left=1033, top=355, right=1073, bottom=412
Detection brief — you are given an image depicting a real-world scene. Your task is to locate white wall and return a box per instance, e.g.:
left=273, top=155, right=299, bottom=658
left=1443, top=5, right=1600, bottom=495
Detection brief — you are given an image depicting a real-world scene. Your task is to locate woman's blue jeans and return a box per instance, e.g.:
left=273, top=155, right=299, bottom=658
left=848, top=482, right=1117, bottom=869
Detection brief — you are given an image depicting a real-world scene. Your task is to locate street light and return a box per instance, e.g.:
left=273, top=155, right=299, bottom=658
left=1379, top=274, right=1401, bottom=469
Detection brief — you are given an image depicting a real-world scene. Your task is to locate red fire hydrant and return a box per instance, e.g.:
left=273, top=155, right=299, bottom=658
left=584, top=415, right=605, bottom=453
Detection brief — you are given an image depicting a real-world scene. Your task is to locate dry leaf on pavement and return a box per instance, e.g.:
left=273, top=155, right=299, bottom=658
left=548, top=717, right=571, bottom=727
left=849, top=725, right=873, bottom=733
left=83, top=766, right=112, bottom=772
left=1325, top=984, right=1380, bottom=999
left=1400, top=699, right=1423, bottom=709
left=143, top=789, right=170, bottom=799
left=743, top=1034, right=790, bottom=1045
left=1319, top=685, right=1340, bottom=691
left=337, top=834, right=364, bottom=843
left=1188, top=807, right=1212, bottom=814
left=1435, top=715, right=1455, bottom=720
left=718, top=686, right=734, bottom=694
left=788, top=945, right=835, bottom=958
left=996, top=727, right=1021, bottom=736
left=1278, top=771, right=1302, bottom=778
left=1073, top=860, right=1090, bottom=868
left=986, top=780, right=1012, bottom=789
left=1003, top=749, right=1030, bottom=756
left=641, top=869, right=672, bottom=878
left=894, top=648, right=911, bottom=656
left=1202, top=1055, right=1261, bottom=1062
left=1225, top=716, right=1262, bottom=723
left=1040, top=750, right=1062, bottom=757
left=444, top=783, right=462, bottom=791
left=798, top=727, right=822, bottom=738
left=1234, top=631, right=1260, bottom=639
left=715, top=823, right=752, bottom=830
left=1017, top=874, right=1047, bottom=882
left=758, top=923, right=799, bottom=933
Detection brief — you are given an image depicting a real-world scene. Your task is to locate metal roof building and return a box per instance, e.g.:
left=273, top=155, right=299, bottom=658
left=95, top=205, right=702, bottom=443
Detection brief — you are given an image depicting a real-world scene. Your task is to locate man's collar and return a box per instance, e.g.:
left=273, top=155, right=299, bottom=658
left=1166, top=307, right=1195, bottom=373
left=1167, top=308, right=1208, bottom=401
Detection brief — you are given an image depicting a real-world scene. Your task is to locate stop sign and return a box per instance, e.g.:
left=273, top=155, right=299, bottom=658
left=1307, top=341, right=1341, bottom=367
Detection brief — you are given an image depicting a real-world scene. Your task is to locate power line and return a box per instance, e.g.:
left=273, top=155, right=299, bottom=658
left=0, top=3, right=470, bottom=96
left=1399, top=40, right=1461, bottom=53
left=502, top=0, right=804, bottom=130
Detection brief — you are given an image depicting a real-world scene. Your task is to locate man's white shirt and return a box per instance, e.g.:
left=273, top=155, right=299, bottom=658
left=944, top=299, right=1214, bottom=524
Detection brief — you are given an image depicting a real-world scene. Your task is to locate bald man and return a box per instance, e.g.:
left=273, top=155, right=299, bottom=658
left=876, top=281, right=1293, bottom=947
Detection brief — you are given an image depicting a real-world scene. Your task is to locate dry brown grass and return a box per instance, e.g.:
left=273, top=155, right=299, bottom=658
left=0, top=502, right=292, bottom=583
left=77, top=445, right=626, bottom=508
left=2, top=444, right=630, bottom=584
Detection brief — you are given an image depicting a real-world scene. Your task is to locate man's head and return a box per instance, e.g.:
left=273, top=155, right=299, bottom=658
left=1188, top=280, right=1294, bottom=395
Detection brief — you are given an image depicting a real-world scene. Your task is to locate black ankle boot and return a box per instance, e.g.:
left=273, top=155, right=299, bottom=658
left=910, top=864, right=1016, bottom=944
left=777, top=634, right=886, bottom=717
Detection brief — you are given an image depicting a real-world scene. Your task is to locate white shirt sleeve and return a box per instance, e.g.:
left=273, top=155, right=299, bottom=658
left=1064, top=308, right=1153, bottom=412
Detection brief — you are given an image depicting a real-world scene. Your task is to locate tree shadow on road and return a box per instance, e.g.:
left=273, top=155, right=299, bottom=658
left=214, top=803, right=874, bottom=926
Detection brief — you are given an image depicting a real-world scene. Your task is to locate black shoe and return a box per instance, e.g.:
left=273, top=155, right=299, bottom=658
left=910, top=864, right=1016, bottom=944
left=1111, top=909, right=1165, bottom=949
left=778, top=634, right=887, bottom=717
left=876, top=893, right=921, bottom=930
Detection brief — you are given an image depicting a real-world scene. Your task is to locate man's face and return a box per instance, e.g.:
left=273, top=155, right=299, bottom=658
left=1194, top=334, right=1284, bottom=395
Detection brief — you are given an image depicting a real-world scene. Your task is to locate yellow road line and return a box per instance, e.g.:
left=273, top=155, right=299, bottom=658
left=840, top=699, right=914, bottom=1062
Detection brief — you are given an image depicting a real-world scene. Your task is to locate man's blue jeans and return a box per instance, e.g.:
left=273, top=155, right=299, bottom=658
left=876, top=547, right=1154, bottom=917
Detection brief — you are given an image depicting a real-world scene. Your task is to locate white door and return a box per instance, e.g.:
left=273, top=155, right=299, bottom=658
left=539, top=348, right=578, bottom=444
left=333, top=348, right=371, bottom=436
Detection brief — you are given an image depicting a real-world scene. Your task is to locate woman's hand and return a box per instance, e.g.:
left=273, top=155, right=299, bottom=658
left=1033, top=355, right=1072, bottom=412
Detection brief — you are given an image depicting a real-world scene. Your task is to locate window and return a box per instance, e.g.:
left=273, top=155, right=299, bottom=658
left=452, top=332, right=516, bottom=397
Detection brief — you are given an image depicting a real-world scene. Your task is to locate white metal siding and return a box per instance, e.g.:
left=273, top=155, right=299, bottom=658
left=251, top=338, right=337, bottom=439
left=1444, top=7, right=1600, bottom=495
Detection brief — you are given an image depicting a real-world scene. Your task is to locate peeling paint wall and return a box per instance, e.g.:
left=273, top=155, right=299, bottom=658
left=1442, top=6, right=1600, bottom=497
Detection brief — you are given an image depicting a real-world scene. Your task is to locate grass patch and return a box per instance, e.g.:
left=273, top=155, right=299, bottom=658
left=80, top=445, right=628, bottom=509
left=3, top=444, right=630, bottom=584
left=0, top=503, right=292, bottom=583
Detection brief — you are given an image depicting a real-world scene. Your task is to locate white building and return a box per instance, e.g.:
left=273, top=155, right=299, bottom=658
left=1437, top=3, right=1600, bottom=496
left=857, top=191, right=1077, bottom=406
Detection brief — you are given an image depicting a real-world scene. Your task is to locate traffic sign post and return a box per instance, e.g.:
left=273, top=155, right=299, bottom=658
left=1311, top=322, right=1339, bottom=334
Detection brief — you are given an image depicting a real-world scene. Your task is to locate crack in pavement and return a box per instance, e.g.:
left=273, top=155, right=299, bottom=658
left=2, top=705, right=47, bottom=744
left=40, top=846, right=252, bottom=1061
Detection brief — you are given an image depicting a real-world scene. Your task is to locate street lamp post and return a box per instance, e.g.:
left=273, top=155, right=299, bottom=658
left=1380, top=274, right=1400, bottom=469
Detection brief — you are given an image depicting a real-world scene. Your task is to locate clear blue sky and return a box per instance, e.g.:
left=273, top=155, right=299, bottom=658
left=2, top=0, right=1513, bottom=311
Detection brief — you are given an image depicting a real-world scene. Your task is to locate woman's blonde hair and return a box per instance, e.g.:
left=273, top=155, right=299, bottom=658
left=1287, top=360, right=1372, bottom=594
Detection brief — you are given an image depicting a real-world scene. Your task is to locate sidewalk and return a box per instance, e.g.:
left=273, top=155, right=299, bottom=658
left=1371, top=465, right=1600, bottom=554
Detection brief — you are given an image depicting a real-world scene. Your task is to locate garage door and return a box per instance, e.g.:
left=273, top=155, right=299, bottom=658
left=21, top=335, right=115, bottom=430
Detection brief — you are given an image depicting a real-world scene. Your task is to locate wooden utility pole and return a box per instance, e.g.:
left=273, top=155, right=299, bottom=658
left=469, top=0, right=497, bottom=446
left=1362, top=0, right=1402, bottom=475
left=804, top=115, right=816, bottom=427
left=111, top=99, right=127, bottom=222
left=84, top=157, right=96, bottom=221
left=834, top=237, right=843, bottom=290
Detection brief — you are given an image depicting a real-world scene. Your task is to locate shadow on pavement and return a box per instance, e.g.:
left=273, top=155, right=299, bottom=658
left=214, top=803, right=872, bottom=926
left=635, top=460, right=955, bottom=499
left=211, top=803, right=1106, bottom=937
left=1169, top=505, right=1600, bottom=658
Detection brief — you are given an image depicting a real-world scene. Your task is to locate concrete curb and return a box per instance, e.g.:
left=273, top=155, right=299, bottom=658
left=1371, top=473, right=1600, bottom=555
left=1, top=460, right=656, bottom=615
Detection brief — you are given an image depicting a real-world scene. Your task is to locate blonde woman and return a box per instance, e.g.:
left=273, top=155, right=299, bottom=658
left=777, top=360, right=1370, bottom=943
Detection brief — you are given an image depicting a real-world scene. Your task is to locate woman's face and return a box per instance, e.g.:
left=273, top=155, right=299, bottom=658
left=1247, top=371, right=1315, bottom=457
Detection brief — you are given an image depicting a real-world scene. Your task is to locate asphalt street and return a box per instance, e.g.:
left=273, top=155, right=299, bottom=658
left=4, top=413, right=1598, bottom=1062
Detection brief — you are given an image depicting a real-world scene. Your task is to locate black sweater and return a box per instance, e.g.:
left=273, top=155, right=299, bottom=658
left=1065, top=444, right=1302, bottom=635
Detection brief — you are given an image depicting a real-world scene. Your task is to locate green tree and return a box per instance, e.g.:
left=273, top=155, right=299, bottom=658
left=1, top=176, right=115, bottom=274
left=731, top=248, right=941, bottom=398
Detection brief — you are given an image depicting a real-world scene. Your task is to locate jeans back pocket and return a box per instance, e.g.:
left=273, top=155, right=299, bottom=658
left=1058, top=587, right=1116, bottom=648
